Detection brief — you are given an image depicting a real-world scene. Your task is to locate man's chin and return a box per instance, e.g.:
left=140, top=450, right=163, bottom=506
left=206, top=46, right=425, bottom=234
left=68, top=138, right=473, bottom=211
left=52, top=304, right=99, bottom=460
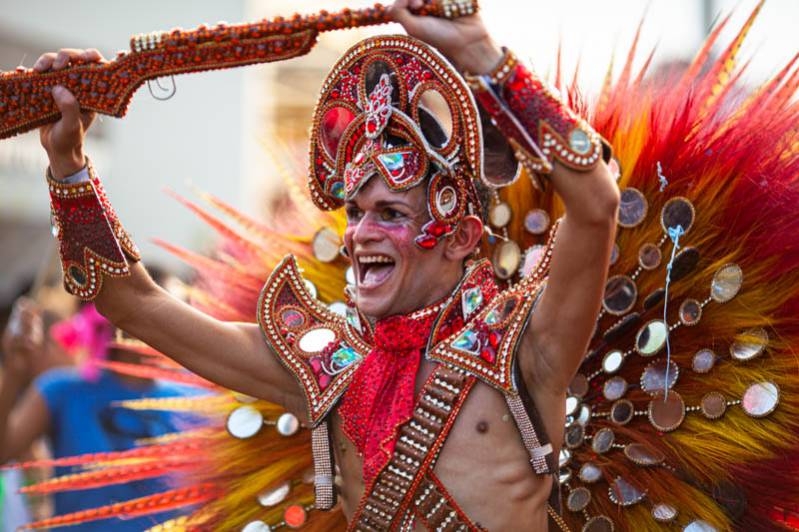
left=355, top=288, right=395, bottom=320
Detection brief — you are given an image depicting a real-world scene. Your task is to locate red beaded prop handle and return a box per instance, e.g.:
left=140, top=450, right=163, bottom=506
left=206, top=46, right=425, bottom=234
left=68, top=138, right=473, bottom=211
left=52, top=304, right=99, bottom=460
left=0, top=0, right=478, bottom=141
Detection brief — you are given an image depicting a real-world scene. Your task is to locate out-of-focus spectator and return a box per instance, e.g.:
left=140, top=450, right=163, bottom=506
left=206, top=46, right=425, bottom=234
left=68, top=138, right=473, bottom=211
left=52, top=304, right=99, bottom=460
left=0, top=297, right=197, bottom=531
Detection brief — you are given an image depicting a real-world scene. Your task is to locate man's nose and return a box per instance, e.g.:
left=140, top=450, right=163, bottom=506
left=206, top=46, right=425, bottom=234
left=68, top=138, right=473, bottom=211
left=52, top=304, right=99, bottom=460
left=351, top=212, right=383, bottom=246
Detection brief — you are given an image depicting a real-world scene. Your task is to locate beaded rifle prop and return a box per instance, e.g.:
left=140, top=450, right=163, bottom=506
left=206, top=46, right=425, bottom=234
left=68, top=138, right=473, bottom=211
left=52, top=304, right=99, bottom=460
left=0, top=0, right=477, bottom=140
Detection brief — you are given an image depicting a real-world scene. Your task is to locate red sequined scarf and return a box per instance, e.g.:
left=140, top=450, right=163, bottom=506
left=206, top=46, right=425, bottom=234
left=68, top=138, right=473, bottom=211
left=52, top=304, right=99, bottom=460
left=338, top=311, right=437, bottom=483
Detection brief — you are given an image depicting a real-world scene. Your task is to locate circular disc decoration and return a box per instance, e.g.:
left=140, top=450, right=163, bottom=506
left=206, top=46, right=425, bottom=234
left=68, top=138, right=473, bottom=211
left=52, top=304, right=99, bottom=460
left=258, top=482, right=291, bottom=507
left=281, top=308, right=306, bottom=329
left=226, top=405, right=264, bottom=439
left=559, top=469, right=572, bottom=485
left=312, top=227, right=341, bottom=263
left=710, top=263, right=743, bottom=303
left=683, top=520, right=717, bottom=532
left=567, top=487, right=592, bottom=512
left=565, top=423, right=585, bottom=449
left=582, top=515, right=614, bottom=532
left=640, top=359, right=679, bottom=396
left=624, top=443, right=665, bottom=466
left=679, top=299, right=703, bottom=326
left=489, top=201, right=512, bottom=228
left=242, top=520, right=272, bottom=532
left=298, top=328, right=336, bottom=353
left=304, top=280, right=318, bottom=299
left=692, top=349, right=716, bottom=373
left=603, top=350, right=625, bottom=374
left=648, top=391, right=685, bottom=432
left=610, top=399, right=635, bottom=426
left=652, top=503, right=678, bottom=523
left=700, top=392, right=727, bottom=420
left=579, top=462, right=603, bottom=483
left=569, top=373, right=589, bottom=398
left=592, top=427, right=615, bottom=454
left=635, top=320, right=668, bottom=356
left=284, top=505, right=307, bottom=528
left=660, top=196, right=695, bottom=234
left=492, top=240, right=522, bottom=279
left=671, top=247, right=701, bottom=282
left=609, top=476, right=646, bottom=506
left=603, top=376, right=628, bottom=401
left=742, top=381, right=779, bottom=418
left=277, top=412, right=301, bottom=436
left=730, top=327, right=769, bottom=361
left=608, top=157, right=622, bottom=180
left=565, top=396, right=580, bottom=417
left=559, top=448, right=572, bottom=468
left=520, top=245, right=546, bottom=277
left=603, top=275, right=638, bottom=315
left=524, top=209, right=551, bottom=234
left=610, top=243, right=620, bottom=265
left=618, top=187, right=648, bottom=228
left=638, top=243, right=662, bottom=270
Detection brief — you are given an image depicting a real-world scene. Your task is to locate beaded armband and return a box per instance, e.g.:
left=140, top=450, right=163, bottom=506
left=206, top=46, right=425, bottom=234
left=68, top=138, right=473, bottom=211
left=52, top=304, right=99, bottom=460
left=466, top=48, right=610, bottom=189
left=48, top=160, right=140, bottom=300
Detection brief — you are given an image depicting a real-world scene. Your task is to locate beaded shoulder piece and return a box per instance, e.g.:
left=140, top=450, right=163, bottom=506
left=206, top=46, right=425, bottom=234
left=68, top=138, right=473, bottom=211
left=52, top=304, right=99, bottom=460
left=257, top=255, right=370, bottom=426
left=427, top=227, right=555, bottom=393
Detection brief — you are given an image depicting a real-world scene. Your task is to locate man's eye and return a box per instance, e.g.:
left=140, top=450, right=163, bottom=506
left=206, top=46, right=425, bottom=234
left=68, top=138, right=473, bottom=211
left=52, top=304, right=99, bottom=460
left=346, top=207, right=363, bottom=220
left=380, top=208, right=403, bottom=221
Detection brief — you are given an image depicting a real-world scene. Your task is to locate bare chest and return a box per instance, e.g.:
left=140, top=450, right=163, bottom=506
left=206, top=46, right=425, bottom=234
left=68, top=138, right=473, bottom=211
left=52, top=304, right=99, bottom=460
left=331, top=360, right=561, bottom=529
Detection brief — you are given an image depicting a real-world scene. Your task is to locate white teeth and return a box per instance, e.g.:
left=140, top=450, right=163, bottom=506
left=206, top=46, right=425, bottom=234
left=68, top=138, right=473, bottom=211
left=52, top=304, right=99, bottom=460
left=358, top=255, right=394, bottom=264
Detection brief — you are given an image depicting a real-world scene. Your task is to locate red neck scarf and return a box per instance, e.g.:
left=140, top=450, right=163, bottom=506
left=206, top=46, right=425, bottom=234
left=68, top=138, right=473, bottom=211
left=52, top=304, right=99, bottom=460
left=339, top=311, right=436, bottom=483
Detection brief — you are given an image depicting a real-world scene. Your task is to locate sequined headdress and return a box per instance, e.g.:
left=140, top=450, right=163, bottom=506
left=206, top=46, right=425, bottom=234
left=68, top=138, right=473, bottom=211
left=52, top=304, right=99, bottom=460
left=308, top=35, right=489, bottom=249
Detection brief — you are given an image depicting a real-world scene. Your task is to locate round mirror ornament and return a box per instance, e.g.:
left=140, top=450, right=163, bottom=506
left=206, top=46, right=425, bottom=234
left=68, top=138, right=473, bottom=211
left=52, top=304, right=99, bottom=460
left=624, top=443, right=665, bottom=466
left=226, top=405, right=264, bottom=439
left=328, top=301, right=348, bottom=316
left=242, top=520, right=272, bottom=532
left=641, top=359, right=679, bottom=396
left=730, top=328, right=768, bottom=361
left=710, top=263, right=743, bottom=303
left=258, top=482, right=291, bottom=507
left=660, top=196, right=695, bottom=234
left=567, top=487, right=592, bottom=512
left=635, top=320, right=668, bottom=357
left=610, top=243, right=620, bottom=266
left=648, top=391, right=685, bottom=432
left=700, top=392, right=727, bottom=420
left=603, top=350, right=625, bottom=374
left=592, top=428, right=615, bottom=454
left=652, top=503, right=678, bottom=523
left=304, top=280, right=318, bottom=299
left=565, top=396, right=580, bottom=416
left=577, top=404, right=592, bottom=426
left=618, top=188, right=648, bottom=228
left=683, top=520, right=717, bottom=532
left=489, top=201, right=513, bottom=228
left=284, top=504, right=307, bottom=528
left=559, top=469, right=572, bottom=485
left=277, top=412, right=301, bottom=436
left=608, top=157, right=621, bottom=181
left=610, top=399, right=635, bottom=426
left=692, top=349, right=716, bottom=374
left=493, top=240, right=522, bottom=279
left=524, top=209, right=550, bottom=234
left=569, top=373, right=589, bottom=398
left=559, top=448, right=572, bottom=468
left=312, top=227, right=341, bottom=263
left=603, top=275, right=638, bottom=315
left=579, top=462, right=603, bottom=483
left=742, top=381, right=779, bottom=418
left=603, top=376, right=628, bottom=401
left=520, top=245, right=546, bottom=277
left=345, top=266, right=356, bottom=285
left=638, top=243, right=662, bottom=270
left=565, top=423, right=585, bottom=449
left=679, top=299, right=703, bottom=326
left=582, top=515, right=614, bottom=532
left=298, top=328, right=336, bottom=353
left=609, top=476, right=646, bottom=506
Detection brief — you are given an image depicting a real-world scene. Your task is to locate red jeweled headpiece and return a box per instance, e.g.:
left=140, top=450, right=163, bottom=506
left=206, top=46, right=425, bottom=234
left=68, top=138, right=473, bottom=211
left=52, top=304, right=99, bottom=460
left=308, top=35, right=487, bottom=249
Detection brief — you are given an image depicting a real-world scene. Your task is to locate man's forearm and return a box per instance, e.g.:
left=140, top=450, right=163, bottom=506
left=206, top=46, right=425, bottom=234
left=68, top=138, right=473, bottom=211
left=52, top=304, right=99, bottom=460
left=0, top=370, right=25, bottom=463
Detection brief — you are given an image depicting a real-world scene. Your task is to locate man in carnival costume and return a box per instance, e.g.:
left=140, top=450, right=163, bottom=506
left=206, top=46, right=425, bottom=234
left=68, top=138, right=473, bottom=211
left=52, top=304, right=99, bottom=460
left=34, top=1, right=620, bottom=529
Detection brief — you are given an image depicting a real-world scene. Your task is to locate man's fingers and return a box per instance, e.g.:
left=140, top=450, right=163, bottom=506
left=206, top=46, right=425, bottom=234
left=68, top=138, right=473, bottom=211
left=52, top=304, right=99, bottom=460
left=409, top=0, right=424, bottom=9
left=388, top=0, right=420, bottom=30
left=33, top=53, right=57, bottom=73
left=53, top=48, right=85, bottom=70
left=81, top=48, right=106, bottom=63
left=51, top=86, right=81, bottom=127
left=80, top=110, right=97, bottom=132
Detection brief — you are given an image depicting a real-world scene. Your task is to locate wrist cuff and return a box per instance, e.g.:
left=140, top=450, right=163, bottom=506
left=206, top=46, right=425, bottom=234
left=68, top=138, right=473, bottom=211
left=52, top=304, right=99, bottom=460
left=47, top=159, right=140, bottom=300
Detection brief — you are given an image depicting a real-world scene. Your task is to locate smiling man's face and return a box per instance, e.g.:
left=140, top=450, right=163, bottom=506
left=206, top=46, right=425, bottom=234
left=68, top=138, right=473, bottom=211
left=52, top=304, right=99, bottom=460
left=343, top=176, right=466, bottom=319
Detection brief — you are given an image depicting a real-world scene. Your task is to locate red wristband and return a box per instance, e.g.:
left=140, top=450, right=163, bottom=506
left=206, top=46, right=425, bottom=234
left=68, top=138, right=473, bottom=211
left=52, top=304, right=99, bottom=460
left=48, top=159, right=140, bottom=300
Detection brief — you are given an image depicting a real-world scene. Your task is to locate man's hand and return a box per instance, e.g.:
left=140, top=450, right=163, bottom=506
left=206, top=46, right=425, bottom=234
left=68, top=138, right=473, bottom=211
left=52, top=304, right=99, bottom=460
left=35, top=48, right=106, bottom=178
left=389, top=0, right=503, bottom=75
left=1, top=298, right=44, bottom=385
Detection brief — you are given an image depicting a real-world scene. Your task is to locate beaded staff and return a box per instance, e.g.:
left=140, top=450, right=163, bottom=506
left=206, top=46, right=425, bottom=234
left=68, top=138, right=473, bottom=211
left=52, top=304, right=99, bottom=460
left=0, top=0, right=477, bottom=140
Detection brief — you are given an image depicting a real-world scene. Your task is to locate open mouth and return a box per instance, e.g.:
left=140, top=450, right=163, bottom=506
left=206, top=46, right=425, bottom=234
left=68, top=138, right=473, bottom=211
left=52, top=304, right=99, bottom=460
left=357, top=254, right=396, bottom=290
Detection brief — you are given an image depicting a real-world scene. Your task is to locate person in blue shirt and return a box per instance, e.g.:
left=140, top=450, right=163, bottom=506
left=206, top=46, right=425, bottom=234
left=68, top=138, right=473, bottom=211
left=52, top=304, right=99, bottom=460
left=0, top=298, right=195, bottom=531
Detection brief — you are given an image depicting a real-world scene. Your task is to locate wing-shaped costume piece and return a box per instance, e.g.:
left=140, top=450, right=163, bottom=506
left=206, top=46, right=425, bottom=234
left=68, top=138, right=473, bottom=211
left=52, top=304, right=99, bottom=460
left=9, top=5, right=799, bottom=531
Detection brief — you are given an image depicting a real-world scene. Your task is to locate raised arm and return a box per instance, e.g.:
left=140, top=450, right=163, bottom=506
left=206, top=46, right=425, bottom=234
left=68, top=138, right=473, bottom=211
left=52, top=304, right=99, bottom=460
left=36, top=49, right=304, bottom=411
left=392, top=0, right=619, bottom=394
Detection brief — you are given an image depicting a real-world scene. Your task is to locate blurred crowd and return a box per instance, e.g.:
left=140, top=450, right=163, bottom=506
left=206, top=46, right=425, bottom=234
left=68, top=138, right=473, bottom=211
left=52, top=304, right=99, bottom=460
left=0, top=263, right=197, bottom=531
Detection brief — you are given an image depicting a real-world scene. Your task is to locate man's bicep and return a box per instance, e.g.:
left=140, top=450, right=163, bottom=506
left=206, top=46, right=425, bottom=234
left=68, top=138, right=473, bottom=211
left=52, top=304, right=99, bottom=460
left=525, top=215, right=615, bottom=390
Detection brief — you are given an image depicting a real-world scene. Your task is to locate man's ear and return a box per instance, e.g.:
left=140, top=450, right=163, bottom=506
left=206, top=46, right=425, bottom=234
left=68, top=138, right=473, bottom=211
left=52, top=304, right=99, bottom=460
left=444, top=215, right=483, bottom=262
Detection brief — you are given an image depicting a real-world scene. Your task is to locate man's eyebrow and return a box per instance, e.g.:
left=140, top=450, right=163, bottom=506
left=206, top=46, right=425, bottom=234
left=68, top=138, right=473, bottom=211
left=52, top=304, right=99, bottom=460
left=373, top=199, right=411, bottom=208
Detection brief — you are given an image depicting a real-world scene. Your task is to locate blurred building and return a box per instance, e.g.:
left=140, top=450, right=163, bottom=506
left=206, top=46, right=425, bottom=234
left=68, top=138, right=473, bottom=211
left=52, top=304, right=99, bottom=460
left=0, top=0, right=795, bottom=306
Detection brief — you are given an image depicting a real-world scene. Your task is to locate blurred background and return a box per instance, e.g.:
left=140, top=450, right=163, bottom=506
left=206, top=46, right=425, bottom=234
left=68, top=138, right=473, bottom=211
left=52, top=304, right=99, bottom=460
left=0, top=0, right=796, bottom=307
